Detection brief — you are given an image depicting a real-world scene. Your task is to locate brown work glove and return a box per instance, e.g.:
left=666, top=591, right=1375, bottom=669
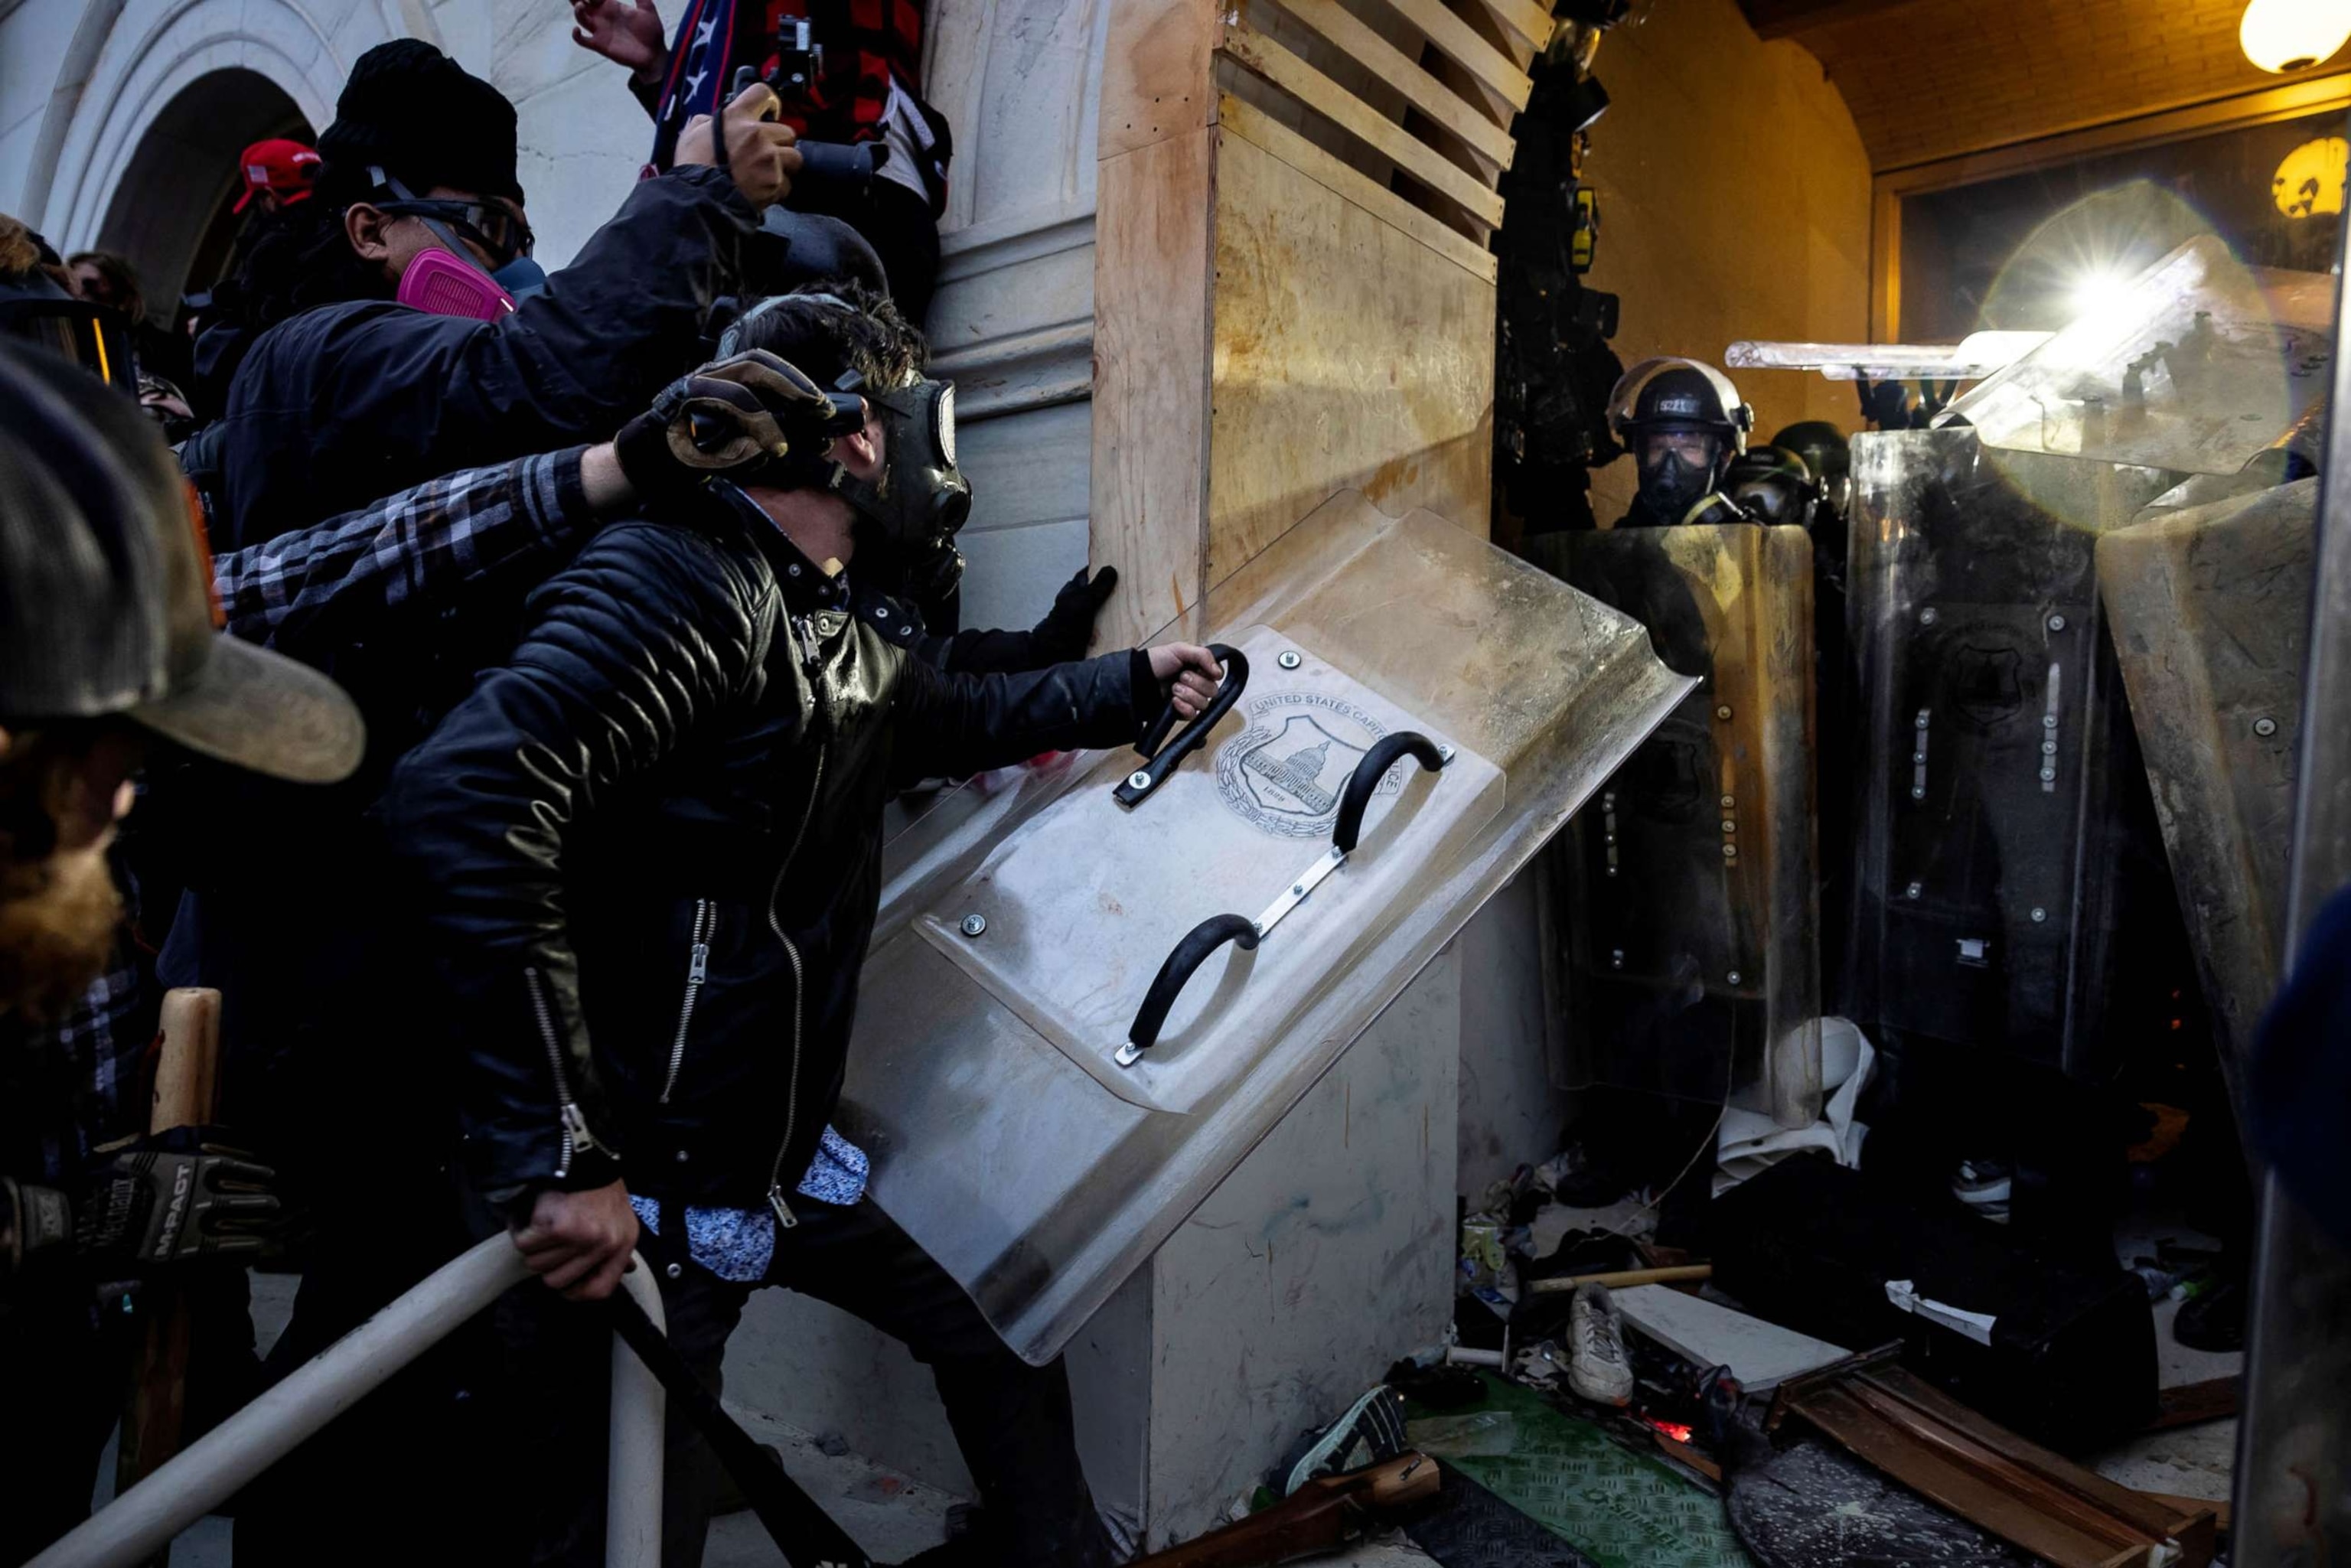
left=613, top=349, right=865, bottom=501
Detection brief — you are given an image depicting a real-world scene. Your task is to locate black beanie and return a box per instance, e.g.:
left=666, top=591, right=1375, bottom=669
left=315, top=41, right=523, bottom=208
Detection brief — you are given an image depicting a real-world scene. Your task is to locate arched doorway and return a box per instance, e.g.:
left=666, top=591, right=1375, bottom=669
left=92, top=69, right=311, bottom=344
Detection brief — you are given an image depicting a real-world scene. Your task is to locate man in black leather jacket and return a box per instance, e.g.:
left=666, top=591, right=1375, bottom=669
left=381, top=295, right=1218, bottom=1566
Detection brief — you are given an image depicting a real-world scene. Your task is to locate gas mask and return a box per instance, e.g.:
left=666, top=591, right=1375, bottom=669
left=1635, top=435, right=1720, bottom=523
left=827, top=375, right=972, bottom=601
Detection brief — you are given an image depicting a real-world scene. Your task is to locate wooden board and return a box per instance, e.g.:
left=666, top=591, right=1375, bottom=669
left=1374, top=0, right=1533, bottom=109
left=1614, top=1284, right=1850, bottom=1394
left=1218, top=93, right=1497, bottom=282
left=1263, top=0, right=1516, bottom=173
left=1783, top=1364, right=2217, bottom=1568
left=1460, top=0, right=1553, bottom=59
left=1090, top=129, right=1218, bottom=647
left=1101, top=0, right=1220, bottom=159
left=1218, top=20, right=1505, bottom=230
left=1204, top=119, right=1494, bottom=590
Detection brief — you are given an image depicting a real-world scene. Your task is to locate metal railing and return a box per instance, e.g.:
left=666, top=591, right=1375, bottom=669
left=27, top=1237, right=667, bottom=1568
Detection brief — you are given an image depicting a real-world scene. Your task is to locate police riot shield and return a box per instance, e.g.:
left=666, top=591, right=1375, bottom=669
left=1528, top=523, right=1823, bottom=1130
left=840, top=493, right=1693, bottom=1363
left=1846, top=430, right=2180, bottom=1081
left=2097, top=477, right=2317, bottom=1121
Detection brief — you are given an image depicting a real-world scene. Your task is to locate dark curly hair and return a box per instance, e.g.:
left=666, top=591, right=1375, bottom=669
left=722, top=281, right=929, bottom=393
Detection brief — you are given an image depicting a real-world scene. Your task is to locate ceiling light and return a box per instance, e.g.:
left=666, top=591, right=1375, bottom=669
left=2240, top=0, right=2351, bottom=73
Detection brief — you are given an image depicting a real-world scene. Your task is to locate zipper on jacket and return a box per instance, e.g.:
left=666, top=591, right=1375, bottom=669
left=658, top=900, right=716, bottom=1104
left=525, top=965, right=608, bottom=1180
left=763, top=745, right=827, bottom=1230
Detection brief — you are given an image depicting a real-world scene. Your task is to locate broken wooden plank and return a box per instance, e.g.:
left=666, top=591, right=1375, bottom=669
left=1264, top=0, right=1516, bottom=174
left=1612, top=1283, right=1850, bottom=1393
left=1217, top=93, right=1498, bottom=283
left=2150, top=1376, right=2240, bottom=1431
left=1218, top=20, right=1505, bottom=229
left=1783, top=1363, right=2217, bottom=1568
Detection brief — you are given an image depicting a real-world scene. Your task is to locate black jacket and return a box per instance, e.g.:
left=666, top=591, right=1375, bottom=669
left=379, top=494, right=1156, bottom=1214
left=207, top=166, right=763, bottom=549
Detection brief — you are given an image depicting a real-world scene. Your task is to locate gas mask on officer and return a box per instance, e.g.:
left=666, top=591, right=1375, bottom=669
left=1635, top=428, right=1722, bottom=523
left=827, top=374, right=972, bottom=601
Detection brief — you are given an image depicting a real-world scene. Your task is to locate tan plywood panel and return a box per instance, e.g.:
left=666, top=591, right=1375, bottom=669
left=1091, top=129, right=1218, bottom=647
left=1205, top=124, right=1495, bottom=589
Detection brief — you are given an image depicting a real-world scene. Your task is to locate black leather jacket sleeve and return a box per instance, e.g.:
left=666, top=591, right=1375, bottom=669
left=379, top=522, right=777, bottom=1195
left=888, top=650, right=1157, bottom=786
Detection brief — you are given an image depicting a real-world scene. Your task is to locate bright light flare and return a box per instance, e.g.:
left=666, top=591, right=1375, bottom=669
left=2240, top=0, right=2351, bottom=73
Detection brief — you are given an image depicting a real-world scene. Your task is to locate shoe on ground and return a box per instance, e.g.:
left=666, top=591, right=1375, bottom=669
left=1952, top=1159, right=2013, bottom=1207
left=1568, top=1281, right=1634, bottom=1407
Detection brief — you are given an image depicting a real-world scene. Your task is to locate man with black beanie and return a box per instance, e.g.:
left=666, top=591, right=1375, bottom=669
left=197, top=39, right=801, bottom=549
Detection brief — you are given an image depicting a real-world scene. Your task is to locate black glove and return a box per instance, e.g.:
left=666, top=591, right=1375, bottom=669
left=1028, top=566, right=1119, bottom=665
left=73, top=1130, right=281, bottom=1268
left=613, top=349, right=865, bottom=501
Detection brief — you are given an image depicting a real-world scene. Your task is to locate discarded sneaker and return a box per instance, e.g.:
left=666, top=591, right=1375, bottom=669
left=1568, top=1282, right=1634, bottom=1407
left=1280, top=1384, right=1409, bottom=1495
left=1952, top=1158, right=2013, bottom=1223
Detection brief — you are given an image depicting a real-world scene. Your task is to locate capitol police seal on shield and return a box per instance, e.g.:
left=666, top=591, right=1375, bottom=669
left=1214, top=692, right=1403, bottom=839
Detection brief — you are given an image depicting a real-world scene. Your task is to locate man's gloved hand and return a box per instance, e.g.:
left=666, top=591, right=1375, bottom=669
left=1029, top=566, right=1119, bottom=664
left=613, top=349, right=863, bottom=502
left=74, top=1129, right=281, bottom=1269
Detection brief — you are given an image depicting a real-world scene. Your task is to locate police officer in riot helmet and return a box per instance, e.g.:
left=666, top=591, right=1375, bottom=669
left=1773, top=420, right=1852, bottom=523
left=1723, top=445, right=1818, bottom=528
left=1606, top=357, right=1756, bottom=528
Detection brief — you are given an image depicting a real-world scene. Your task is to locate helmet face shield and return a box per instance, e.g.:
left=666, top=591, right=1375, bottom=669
left=1637, top=427, right=1722, bottom=475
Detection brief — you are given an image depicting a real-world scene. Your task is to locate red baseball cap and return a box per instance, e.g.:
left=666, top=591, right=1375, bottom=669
left=233, top=139, right=324, bottom=213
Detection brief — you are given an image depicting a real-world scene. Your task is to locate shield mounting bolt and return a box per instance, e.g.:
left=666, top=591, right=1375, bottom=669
left=1277, top=650, right=1303, bottom=670
left=959, top=914, right=987, bottom=937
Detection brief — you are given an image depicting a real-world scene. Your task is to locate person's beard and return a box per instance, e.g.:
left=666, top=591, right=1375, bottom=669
left=0, top=839, right=124, bottom=1022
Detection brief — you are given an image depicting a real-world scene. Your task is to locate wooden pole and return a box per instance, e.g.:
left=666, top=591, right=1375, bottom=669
left=115, top=987, right=223, bottom=1561
left=1524, top=1263, right=1714, bottom=1296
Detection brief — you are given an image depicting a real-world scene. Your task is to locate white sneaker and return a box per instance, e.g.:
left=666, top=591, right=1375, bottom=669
left=1568, top=1282, right=1634, bottom=1407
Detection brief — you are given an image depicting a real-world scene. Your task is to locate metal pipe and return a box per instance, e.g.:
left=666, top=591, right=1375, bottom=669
left=608, top=1259, right=670, bottom=1566
left=29, top=1238, right=667, bottom=1568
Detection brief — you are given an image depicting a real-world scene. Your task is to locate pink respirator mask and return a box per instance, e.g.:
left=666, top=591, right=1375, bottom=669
left=396, top=247, right=516, bottom=321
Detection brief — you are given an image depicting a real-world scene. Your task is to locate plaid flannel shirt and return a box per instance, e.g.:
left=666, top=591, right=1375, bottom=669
left=214, top=448, right=592, bottom=655
left=11, top=449, right=596, bottom=1185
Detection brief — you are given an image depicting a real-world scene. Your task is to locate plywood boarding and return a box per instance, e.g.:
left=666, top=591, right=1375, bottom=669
left=1253, top=0, right=1518, bottom=175
left=1100, top=0, right=1219, bottom=159
left=1221, top=95, right=1497, bottom=282
left=1220, top=21, right=1505, bottom=230
left=1091, top=129, right=1218, bottom=647
left=1204, top=122, right=1495, bottom=588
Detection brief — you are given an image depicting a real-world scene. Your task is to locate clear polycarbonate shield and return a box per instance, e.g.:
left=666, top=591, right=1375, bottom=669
left=1939, top=236, right=2335, bottom=478
left=1524, top=524, right=1824, bottom=1131
left=839, top=494, right=1693, bottom=1363
left=1846, top=429, right=2182, bottom=1082
left=2097, top=478, right=2317, bottom=1119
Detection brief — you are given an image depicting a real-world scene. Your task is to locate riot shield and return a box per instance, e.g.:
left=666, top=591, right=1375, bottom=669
left=1529, top=523, right=1824, bottom=1130
left=840, top=493, right=1693, bottom=1363
left=1847, top=430, right=2180, bottom=1080
left=2097, top=478, right=2317, bottom=1122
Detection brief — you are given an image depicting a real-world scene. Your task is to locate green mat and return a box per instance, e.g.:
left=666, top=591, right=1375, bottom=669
left=1407, top=1374, right=1756, bottom=1568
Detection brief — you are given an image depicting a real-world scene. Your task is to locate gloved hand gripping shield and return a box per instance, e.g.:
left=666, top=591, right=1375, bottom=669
left=836, top=492, right=1696, bottom=1364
